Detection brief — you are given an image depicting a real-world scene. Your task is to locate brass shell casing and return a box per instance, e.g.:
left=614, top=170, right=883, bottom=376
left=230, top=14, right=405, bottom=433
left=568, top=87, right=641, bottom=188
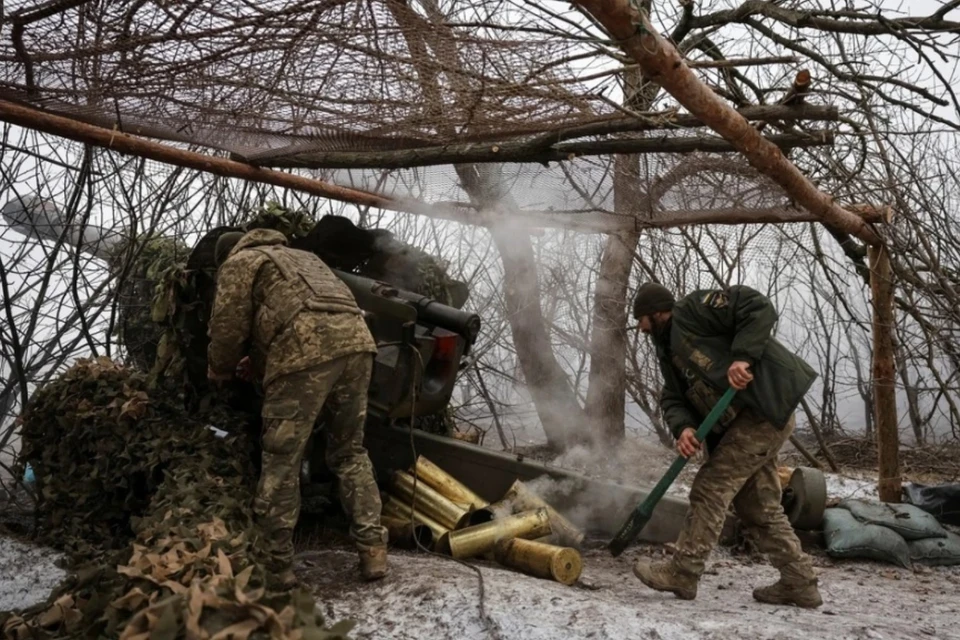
left=381, top=493, right=449, bottom=541
left=412, top=455, right=489, bottom=510
left=391, top=469, right=472, bottom=530
left=493, top=537, right=582, bottom=586
left=494, top=479, right=585, bottom=549
left=380, top=514, right=435, bottom=550
left=438, top=508, right=551, bottom=559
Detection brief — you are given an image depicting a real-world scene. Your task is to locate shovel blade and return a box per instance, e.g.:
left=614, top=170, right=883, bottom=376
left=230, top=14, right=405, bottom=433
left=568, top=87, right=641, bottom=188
left=608, top=510, right=653, bottom=557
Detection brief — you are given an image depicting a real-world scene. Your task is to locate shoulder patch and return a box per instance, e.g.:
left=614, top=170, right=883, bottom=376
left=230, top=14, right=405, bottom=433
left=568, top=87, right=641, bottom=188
left=701, top=291, right=729, bottom=309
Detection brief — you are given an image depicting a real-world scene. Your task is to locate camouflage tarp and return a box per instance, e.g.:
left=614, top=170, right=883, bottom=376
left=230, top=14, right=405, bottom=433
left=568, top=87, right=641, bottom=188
left=5, top=357, right=351, bottom=639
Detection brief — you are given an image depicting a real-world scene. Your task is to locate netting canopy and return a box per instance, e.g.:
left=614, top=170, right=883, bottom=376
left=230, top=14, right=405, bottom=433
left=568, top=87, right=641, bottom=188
left=0, top=0, right=627, bottom=157
left=0, top=0, right=841, bottom=228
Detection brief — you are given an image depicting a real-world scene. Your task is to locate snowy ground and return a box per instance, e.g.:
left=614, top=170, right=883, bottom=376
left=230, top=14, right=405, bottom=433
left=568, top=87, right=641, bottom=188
left=0, top=536, right=66, bottom=613
left=303, top=542, right=960, bottom=640
left=823, top=470, right=881, bottom=501
left=2, top=530, right=958, bottom=639
left=1, top=428, right=949, bottom=637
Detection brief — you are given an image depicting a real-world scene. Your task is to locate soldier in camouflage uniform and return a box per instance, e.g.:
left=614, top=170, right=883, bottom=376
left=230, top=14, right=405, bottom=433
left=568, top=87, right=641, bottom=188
left=206, top=229, right=389, bottom=586
left=631, top=282, right=822, bottom=608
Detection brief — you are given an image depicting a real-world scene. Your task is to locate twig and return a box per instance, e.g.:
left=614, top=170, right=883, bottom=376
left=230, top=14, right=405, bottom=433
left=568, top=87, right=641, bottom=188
left=474, top=365, right=509, bottom=451
left=800, top=397, right=840, bottom=472
left=789, top=434, right=824, bottom=470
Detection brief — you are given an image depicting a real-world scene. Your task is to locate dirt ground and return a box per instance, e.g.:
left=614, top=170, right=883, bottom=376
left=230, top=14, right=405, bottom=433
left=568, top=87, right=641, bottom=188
left=300, top=538, right=960, bottom=640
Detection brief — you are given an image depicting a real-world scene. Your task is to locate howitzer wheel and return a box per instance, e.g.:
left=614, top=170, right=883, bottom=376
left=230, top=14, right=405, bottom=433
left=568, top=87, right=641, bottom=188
left=786, top=466, right=827, bottom=530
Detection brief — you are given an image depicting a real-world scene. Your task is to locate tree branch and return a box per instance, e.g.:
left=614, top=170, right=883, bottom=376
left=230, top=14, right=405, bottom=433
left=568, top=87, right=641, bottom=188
left=690, top=1, right=960, bottom=35
left=570, top=0, right=881, bottom=244
left=241, top=104, right=839, bottom=164
left=259, top=132, right=835, bottom=169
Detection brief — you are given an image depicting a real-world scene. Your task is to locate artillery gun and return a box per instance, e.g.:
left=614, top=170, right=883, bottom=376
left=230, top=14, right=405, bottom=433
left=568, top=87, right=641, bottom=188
left=2, top=196, right=478, bottom=428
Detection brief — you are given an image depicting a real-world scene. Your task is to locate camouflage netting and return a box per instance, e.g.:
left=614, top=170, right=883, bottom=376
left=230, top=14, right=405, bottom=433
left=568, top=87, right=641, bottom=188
left=111, top=236, right=191, bottom=374
left=4, top=357, right=351, bottom=639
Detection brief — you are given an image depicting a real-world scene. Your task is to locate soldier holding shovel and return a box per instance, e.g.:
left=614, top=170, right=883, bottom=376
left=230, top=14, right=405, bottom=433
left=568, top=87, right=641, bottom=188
left=631, top=283, right=822, bottom=608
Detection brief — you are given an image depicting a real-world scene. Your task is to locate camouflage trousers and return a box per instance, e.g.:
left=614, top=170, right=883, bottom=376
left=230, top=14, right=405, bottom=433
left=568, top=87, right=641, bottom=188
left=254, top=353, right=387, bottom=569
left=672, top=410, right=815, bottom=583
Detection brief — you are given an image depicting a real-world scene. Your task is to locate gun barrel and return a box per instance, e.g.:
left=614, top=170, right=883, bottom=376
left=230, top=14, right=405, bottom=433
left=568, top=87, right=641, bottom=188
left=333, top=269, right=480, bottom=344
left=394, top=289, right=481, bottom=344
left=332, top=269, right=417, bottom=325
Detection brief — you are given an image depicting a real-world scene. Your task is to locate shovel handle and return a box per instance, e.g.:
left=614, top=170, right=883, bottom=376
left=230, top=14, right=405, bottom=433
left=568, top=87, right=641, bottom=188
left=608, top=387, right=737, bottom=556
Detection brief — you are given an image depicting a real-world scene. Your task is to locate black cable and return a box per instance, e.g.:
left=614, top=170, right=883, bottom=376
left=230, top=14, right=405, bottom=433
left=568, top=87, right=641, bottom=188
left=402, top=345, right=503, bottom=640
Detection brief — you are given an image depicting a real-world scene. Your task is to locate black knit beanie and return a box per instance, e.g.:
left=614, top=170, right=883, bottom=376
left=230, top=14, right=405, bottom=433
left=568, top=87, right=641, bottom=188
left=632, top=282, right=675, bottom=319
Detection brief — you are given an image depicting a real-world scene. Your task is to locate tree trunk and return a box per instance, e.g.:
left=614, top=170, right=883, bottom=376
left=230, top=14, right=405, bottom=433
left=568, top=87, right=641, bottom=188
left=870, top=244, right=901, bottom=502
left=583, top=66, right=653, bottom=444
left=583, top=231, right=637, bottom=442
left=383, top=0, right=589, bottom=449
left=894, top=338, right=924, bottom=445
left=459, top=164, right=588, bottom=449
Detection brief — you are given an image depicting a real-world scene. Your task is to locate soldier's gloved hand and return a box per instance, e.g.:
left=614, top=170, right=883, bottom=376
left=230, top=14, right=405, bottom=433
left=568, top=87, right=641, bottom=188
left=727, top=360, right=754, bottom=390
left=677, top=427, right=701, bottom=458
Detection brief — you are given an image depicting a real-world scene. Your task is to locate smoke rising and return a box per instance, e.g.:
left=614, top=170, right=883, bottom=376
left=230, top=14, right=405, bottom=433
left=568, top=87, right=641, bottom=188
left=486, top=436, right=691, bottom=537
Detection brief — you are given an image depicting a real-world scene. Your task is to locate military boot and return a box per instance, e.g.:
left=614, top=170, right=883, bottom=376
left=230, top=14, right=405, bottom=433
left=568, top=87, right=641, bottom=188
left=633, top=559, right=698, bottom=600
left=753, top=569, right=822, bottom=609
left=358, top=544, right=388, bottom=581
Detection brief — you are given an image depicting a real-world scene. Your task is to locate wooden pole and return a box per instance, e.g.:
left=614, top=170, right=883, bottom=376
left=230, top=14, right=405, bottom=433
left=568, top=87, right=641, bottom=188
left=257, top=131, right=834, bottom=170
left=569, top=0, right=881, bottom=246
left=0, top=98, right=396, bottom=212
left=869, top=243, right=901, bottom=502
left=788, top=434, right=824, bottom=470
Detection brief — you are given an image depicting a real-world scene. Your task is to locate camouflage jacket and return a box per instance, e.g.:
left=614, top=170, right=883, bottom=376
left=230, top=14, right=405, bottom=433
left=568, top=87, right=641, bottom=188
left=652, top=285, right=817, bottom=437
left=207, top=229, right=376, bottom=388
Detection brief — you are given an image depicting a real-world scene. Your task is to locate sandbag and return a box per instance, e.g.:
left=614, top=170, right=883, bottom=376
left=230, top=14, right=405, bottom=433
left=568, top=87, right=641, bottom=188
left=908, top=532, right=960, bottom=567
left=838, top=498, right=947, bottom=541
left=823, top=508, right=912, bottom=568
left=903, top=482, right=960, bottom=526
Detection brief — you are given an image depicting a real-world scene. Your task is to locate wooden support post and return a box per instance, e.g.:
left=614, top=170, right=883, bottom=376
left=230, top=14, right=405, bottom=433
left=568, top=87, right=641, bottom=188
left=869, top=243, right=901, bottom=502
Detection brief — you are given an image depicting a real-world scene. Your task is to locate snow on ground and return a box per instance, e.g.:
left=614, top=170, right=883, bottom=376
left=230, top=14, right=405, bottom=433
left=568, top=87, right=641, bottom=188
left=0, top=536, right=65, bottom=613
left=824, top=471, right=881, bottom=501
left=3, top=528, right=959, bottom=639
left=302, top=543, right=960, bottom=640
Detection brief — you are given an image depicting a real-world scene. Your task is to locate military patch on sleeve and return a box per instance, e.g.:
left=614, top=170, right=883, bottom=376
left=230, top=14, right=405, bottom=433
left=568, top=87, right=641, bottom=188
left=701, top=291, right=729, bottom=308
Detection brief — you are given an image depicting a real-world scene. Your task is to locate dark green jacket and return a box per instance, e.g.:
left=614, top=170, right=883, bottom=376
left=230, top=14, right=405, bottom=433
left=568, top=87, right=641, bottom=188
left=653, top=285, right=817, bottom=438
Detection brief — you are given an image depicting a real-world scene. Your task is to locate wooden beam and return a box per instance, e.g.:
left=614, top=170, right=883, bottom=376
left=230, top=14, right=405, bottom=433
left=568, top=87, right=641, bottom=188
left=242, top=104, right=839, bottom=164
left=260, top=132, right=834, bottom=170
left=411, top=204, right=885, bottom=233
left=569, top=0, right=881, bottom=246
left=0, top=98, right=399, bottom=211
left=869, top=243, right=901, bottom=502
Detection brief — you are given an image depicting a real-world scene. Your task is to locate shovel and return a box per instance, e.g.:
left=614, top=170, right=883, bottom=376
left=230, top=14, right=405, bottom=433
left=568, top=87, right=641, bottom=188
left=608, top=386, right=737, bottom=557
